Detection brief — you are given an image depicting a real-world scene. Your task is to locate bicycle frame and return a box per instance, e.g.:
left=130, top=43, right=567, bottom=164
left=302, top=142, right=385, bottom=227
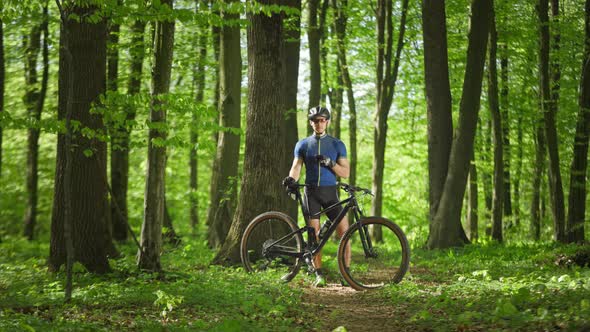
left=265, top=184, right=374, bottom=262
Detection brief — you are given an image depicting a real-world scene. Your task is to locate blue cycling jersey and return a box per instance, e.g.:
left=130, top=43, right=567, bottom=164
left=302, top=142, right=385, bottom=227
left=294, top=133, right=347, bottom=186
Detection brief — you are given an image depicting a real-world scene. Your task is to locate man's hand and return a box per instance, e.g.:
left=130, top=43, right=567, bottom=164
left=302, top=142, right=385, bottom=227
left=316, top=155, right=336, bottom=168
left=282, top=176, right=296, bottom=188
left=282, top=176, right=297, bottom=200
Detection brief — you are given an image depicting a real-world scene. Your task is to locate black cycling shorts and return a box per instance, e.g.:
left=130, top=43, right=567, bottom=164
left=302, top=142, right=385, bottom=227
left=303, top=185, right=343, bottom=221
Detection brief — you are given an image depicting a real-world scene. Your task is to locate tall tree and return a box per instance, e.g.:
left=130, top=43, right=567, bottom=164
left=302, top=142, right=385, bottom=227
left=214, top=0, right=288, bottom=264
left=107, top=0, right=121, bottom=93
left=0, top=13, right=4, bottom=179
left=537, top=0, right=566, bottom=242
left=111, top=18, right=147, bottom=241
left=427, top=0, right=492, bottom=249
left=49, top=2, right=110, bottom=273
left=467, top=158, right=478, bottom=241
left=332, top=0, right=357, bottom=186
left=513, top=111, right=523, bottom=225
left=488, top=7, right=504, bottom=242
left=206, top=0, right=241, bottom=248
left=422, top=0, right=453, bottom=224
left=190, top=0, right=209, bottom=232
left=23, top=6, right=49, bottom=240
left=566, top=0, right=590, bottom=244
left=283, top=0, right=302, bottom=221
left=372, top=0, right=409, bottom=240
left=307, top=0, right=321, bottom=136
left=531, top=119, right=546, bottom=241
left=137, top=0, right=175, bottom=271
left=499, top=15, right=512, bottom=221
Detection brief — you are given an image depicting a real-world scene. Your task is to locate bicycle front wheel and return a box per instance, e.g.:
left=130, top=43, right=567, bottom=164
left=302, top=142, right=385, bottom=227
left=338, top=217, right=410, bottom=291
left=240, top=212, right=303, bottom=282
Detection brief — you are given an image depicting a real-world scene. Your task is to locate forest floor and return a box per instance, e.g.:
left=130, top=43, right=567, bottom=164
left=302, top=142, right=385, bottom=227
left=1, top=236, right=590, bottom=331
left=301, top=282, right=408, bottom=331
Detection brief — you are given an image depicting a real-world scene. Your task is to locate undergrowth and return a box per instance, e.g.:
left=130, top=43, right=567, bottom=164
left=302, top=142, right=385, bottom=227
left=1, top=237, right=589, bottom=331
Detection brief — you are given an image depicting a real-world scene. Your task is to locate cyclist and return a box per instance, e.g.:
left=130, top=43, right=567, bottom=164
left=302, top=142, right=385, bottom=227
left=282, top=106, right=351, bottom=287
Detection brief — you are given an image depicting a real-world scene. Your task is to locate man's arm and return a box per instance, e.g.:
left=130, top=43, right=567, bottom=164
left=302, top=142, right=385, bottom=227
left=332, top=158, right=350, bottom=179
left=288, top=158, right=304, bottom=181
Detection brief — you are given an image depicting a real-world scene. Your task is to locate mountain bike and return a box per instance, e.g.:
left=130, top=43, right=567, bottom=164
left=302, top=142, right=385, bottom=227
left=240, top=182, right=410, bottom=291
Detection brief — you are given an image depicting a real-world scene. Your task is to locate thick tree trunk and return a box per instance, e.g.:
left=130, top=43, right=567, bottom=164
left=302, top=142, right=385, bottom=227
left=138, top=0, right=175, bottom=271
left=422, top=0, right=453, bottom=224
left=427, top=0, right=492, bottom=249
left=467, top=158, right=478, bottom=242
left=283, top=0, right=301, bottom=221
left=372, top=0, right=409, bottom=242
left=537, top=0, right=566, bottom=242
left=111, top=20, right=146, bottom=241
left=488, top=11, right=504, bottom=242
left=308, top=0, right=321, bottom=136
left=213, top=0, right=288, bottom=264
left=566, top=0, right=590, bottom=244
left=50, top=4, right=110, bottom=273
left=206, top=0, right=241, bottom=248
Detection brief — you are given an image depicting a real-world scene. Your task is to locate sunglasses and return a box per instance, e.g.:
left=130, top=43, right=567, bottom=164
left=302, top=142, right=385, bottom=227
left=311, top=118, right=327, bottom=124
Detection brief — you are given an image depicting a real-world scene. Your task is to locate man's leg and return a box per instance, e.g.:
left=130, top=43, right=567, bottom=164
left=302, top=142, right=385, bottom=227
left=335, top=215, right=351, bottom=267
left=309, top=218, right=322, bottom=269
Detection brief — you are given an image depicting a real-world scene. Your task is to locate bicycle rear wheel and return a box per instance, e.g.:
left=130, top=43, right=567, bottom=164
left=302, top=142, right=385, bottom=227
left=240, top=212, right=303, bottom=282
left=337, top=217, right=410, bottom=291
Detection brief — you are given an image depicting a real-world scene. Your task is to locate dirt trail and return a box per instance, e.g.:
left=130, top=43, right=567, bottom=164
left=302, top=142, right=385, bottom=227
left=301, top=282, right=411, bottom=332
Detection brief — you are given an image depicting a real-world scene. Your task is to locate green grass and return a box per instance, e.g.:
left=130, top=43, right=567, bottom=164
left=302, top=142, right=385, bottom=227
left=382, top=243, right=590, bottom=331
left=0, top=236, right=313, bottom=331
left=1, top=236, right=589, bottom=331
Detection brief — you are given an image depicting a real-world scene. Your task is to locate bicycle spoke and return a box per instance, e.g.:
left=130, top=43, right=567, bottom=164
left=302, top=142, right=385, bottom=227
left=339, top=218, right=410, bottom=290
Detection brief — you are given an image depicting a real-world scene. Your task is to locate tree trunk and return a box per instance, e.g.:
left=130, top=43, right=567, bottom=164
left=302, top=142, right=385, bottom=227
left=481, top=118, right=493, bottom=234
left=333, top=0, right=357, bottom=187
left=467, top=158, right=478, bottom=242
left=566, top=0, right=590, bottom=244
left=211, top=3, right=221, bottom=147
left=163, top=201, right=180, bottom=245
left=107, top=0, right=121, bottom=93
left=111, top=20, right=146, bottom=241
left=427, top=0, right=492, bottom=249
left=213, top=0, right=288, bottom=264
left=308, top=0, right=321, bottom=136
left=22, top=19, right=42, bottom=240
left=206, top=0, right=242, bottom=248
left=488, top=10, right=504, bottom=243
left=283, top=0, right=302, bottom=221
left=514, top=111, right=523, bottom=226
left=138, top=0, right=175, bottom=271
left=422, top=0, right=453, bottom=224
left=499, top=31, right=512, bottom=222
left=531, top=120, right=546, bottom=241
left=0, top=16, right=4, bottom=179
left=372, top=0, right=409, bottom=242
left=537, top=0, right=566, bottom=242
left=50, top=4, right=110, bottom=273
left=191, top=0, right=209, bottom=232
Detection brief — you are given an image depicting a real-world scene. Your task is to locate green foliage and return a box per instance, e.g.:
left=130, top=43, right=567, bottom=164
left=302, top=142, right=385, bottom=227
left=0, top=236, right=314, bottom=331
left=382, top=243, right=590, bottom=331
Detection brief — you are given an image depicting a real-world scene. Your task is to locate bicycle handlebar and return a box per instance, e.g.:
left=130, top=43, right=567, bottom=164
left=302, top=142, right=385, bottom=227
left=286, top=182, right=373, bottom=196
